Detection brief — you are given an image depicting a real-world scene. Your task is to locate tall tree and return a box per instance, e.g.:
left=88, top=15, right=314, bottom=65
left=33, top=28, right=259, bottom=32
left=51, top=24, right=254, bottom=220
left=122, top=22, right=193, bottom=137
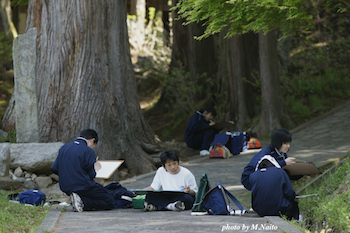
left=5, top=0, right=160, bottom=175
left=175, top=0, right=315, bottom=135
left=156, top=0, right=218, bottom=114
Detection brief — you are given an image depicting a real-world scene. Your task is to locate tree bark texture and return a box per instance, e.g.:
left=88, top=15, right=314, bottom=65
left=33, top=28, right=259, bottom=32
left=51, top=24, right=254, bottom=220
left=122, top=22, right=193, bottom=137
left=216, top=31, right=259, bottom=129
left=257, top=30, right=292, bottom=136
left=24, top=0, right=159, bottom=175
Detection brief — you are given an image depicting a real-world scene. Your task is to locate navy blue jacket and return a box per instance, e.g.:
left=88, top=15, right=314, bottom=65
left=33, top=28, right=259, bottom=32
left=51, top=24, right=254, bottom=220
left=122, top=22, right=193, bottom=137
left=185, top=111, right=210, bottom=147
left=250, top=167, right=296, bottom=217
left=51, top=138, right=97, bottom=195
left=241, top=145, right=288, bottom=191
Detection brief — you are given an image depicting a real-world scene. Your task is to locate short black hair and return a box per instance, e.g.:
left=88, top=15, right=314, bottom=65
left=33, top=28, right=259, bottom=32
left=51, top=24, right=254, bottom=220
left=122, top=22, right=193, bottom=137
left=80, top=129, right=98, bottom=144
left=160, top=150, right=179, bottom=166
left=271, top=128, right=291, bottom=149
left=203, top=106, right=217, bottom=117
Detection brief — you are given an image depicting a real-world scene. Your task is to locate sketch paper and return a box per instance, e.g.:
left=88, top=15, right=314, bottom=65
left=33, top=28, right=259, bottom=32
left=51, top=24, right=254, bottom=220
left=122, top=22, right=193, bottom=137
left=95, top=160, right=124, bottom=179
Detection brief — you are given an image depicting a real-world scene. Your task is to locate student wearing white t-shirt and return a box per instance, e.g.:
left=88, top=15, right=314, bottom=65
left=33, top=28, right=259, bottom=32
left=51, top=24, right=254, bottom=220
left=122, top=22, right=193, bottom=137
left=143, top=150, right=198, bottom=211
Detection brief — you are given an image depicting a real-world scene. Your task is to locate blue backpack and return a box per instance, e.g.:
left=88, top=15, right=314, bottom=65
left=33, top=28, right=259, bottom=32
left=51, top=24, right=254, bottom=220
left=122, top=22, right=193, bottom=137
left=19, top=189, right=46, bottom=206
left=203, top=183, right=245, bottom=215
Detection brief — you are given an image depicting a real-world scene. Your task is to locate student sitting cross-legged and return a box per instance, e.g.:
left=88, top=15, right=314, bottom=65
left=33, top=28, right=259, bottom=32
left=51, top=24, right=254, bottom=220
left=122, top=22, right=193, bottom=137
left=143, top=150, right=198, bottom=211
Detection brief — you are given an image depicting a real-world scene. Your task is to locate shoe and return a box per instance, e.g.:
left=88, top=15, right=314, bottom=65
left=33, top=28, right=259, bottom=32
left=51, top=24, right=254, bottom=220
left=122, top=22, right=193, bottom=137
left=174, top=201, right=185, bottom=211
left=143, top=202, right=157, bottom=211
left=200, top=150, right=210, bottom=156
left=191, top=211, right=208, bottom=216
left=70, top=192, right=84, bottom=212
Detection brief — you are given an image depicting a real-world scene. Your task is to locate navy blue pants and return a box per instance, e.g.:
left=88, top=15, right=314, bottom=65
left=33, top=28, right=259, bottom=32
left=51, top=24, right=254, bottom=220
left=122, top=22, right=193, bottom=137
left=282, top=200, right=300, bottom=220
left=76, top=183, right=115, bottom=211
left=186, top=128, right=218, bottom=151
left=146, top=192, right=195, bottom=210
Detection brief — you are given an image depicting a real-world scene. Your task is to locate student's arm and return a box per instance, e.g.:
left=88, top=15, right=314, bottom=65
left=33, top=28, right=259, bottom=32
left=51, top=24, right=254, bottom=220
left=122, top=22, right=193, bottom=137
left=84, top=151, right=97, bottom=179
left=187, top=114, right=210, bottom=133
left=184, top=172, right=198, bottom=196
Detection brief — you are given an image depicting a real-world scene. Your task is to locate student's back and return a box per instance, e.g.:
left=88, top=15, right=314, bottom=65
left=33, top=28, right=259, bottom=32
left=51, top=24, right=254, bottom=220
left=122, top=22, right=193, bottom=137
left=250, top=167, right=295, bottom=217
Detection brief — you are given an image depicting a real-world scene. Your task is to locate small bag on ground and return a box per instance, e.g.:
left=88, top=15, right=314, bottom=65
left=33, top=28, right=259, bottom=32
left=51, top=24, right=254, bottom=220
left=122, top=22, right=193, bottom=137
left=202, top=183, right=245, bottom=215
left=247, top=137, right=262, bottom=149
left=209, top=143, right=232, bottom=159
left=17, top=189, right=46, bottom=206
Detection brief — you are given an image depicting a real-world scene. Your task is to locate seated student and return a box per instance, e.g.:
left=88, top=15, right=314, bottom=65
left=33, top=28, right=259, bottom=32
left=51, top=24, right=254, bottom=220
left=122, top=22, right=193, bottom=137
left=250, top=155, right=299, bottom=220
left=185, top=106, right=219, bottom=156
left=143, top=150, right=198, bottom=211
left=241, top=128, right=298, bottom=191
left=51, top=129, right=115, bottom=212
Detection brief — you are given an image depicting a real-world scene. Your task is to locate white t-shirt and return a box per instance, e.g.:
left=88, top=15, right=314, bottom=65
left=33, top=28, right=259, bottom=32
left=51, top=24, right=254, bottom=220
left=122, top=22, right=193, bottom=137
left=150, top=166, right=198, bottom=193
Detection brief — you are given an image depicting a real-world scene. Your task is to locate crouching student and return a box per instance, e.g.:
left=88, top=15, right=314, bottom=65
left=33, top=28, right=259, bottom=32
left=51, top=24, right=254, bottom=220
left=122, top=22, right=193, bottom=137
left=143, top=150, right=198, bottom=211
left=185, top=106, right=219, bottom=156
left=51, top=129, right=115, bottom=212
left=241, top=128, right=299, bottom=191
left=250, top=155, right=299, bottom=220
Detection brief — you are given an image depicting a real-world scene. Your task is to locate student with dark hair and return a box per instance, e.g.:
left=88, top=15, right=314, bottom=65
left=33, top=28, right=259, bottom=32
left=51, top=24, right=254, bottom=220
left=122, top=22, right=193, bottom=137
left=250, top=155, right=299, bottom=220
left=143, top=150, right=198, bottom=211
left=51, top=129, right=115, bottom=212
left=185, top=106, right=219, bottom=156
left=241, top=128, right=297, bottom=191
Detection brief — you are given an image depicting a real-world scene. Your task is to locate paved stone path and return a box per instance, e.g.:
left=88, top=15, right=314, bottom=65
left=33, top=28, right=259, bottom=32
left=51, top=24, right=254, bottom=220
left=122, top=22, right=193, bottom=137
left=35, top=100, right=350, bottom=233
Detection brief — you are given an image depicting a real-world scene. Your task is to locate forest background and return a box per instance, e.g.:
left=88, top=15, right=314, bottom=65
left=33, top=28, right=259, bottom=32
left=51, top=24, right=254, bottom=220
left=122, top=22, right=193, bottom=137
left=0, top=1, right=349, bottom=232
left=0, top=0, right=349, bottom=176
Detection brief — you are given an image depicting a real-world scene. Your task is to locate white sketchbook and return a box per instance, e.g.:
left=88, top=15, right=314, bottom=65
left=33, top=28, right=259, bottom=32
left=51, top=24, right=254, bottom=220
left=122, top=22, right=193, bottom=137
left=95, top=160, right=124, bottom=179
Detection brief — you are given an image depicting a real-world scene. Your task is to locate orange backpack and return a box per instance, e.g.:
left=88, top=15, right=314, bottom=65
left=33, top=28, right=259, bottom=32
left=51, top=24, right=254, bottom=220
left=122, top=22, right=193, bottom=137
left=247, top=137, right=262, bottom=149
left=210, top=144, right=233, bottom=159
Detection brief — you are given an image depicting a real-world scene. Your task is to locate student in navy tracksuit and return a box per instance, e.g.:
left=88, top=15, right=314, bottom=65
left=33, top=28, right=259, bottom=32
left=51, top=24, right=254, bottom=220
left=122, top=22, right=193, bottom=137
left=250, top=155, right=299, bottom=220
left=185, top=106, right=219, bottom=156
left=51, top=129, right=114, bottom=212
left=241, top=128, right=300, bottom=191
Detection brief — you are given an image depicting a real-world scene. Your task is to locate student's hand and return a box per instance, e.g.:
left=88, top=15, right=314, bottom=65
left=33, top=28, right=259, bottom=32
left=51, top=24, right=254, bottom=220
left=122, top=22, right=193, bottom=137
left=285, top=157, right=297, bottom=166
left=209, top=121, right=215, bottom=126
left=94, top=161, right=101, bottom=171
left=229, top=121, right=235, bottom=124
left=184, top=186, right=195, bottom=196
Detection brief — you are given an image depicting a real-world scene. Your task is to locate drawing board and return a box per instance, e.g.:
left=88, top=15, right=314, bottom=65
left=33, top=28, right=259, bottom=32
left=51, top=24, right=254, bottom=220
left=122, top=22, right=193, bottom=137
left=95, top=160, right=124, bottom=179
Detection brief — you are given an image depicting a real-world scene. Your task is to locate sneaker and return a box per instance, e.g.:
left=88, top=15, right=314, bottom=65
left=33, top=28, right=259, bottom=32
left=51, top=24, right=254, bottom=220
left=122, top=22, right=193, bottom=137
left=200, top=150, right=210, bottom=156
left=143, top=202, right=157, bottom=211
left=70, top=192, right=84, bottom=212
left=174, top=201, right=185, bottom=211
left=191, top=211, right=208, bottom=216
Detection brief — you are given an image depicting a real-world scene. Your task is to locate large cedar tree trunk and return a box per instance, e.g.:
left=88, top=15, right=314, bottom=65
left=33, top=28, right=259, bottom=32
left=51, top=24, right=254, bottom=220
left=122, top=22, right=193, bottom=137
left=256, top=30, right=292, bottom=136
left=21, top=0, right=159, bottom=175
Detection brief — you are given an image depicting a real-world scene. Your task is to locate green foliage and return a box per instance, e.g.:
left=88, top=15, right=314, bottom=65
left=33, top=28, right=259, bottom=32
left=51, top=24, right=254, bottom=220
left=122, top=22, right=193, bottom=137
left=0, top=33, right=12, bottom=67
left=0, top=190, right=49, bottom=233
left=162, top=63, right=215, bottom=115
left=10, top=0, right=28, bottom=7
left=281, top=34, right=350, bottom=125
left=174, top=0, right=315, bottom=39
left=297, top=157, right=350, bottom=232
